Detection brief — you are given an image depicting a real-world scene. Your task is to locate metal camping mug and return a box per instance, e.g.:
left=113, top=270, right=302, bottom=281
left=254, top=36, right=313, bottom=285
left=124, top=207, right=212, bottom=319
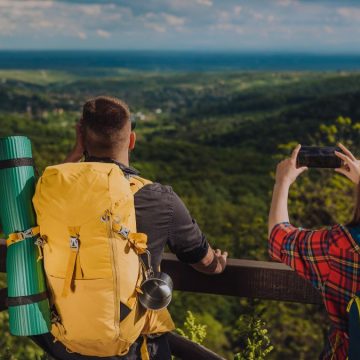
left=138, top=251, right=173, bottom=311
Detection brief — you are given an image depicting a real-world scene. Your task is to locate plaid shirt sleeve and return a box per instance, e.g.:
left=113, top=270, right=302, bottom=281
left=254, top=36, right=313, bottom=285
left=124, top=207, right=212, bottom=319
left=269, top=222, right=331, bottom=290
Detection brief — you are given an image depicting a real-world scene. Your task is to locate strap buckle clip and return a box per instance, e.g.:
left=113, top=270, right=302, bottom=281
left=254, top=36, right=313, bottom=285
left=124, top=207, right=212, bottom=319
left=51, top=310, right=61, bottom=324
left=118, top=226, right=130, bottom=239
left=34, top=236, right=46, bottom=247
left=19, top=228, right=36, bottom=240
left=69, top=236, right=79, bottom=250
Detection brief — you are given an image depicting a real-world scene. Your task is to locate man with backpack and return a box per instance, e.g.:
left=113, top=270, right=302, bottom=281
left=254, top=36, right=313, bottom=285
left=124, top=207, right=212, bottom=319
left=31, top=96, right=228, bottom=360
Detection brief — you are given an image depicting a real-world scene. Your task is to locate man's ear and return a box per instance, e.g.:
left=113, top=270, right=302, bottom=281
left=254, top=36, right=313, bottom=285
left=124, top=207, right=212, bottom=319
left=129, top=131, right=136, bottom=151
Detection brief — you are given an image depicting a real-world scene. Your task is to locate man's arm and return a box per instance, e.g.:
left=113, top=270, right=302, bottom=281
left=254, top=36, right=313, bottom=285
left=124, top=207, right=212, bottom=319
left=190, top=247, right=228, bottom=275
left=167, top=191, right=228, bottom=275
left=63, top=122, right=84, bottom=163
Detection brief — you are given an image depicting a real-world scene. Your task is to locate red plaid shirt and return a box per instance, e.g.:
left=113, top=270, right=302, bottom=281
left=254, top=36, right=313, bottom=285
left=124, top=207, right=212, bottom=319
left=269, top=222, right=360, bottom=360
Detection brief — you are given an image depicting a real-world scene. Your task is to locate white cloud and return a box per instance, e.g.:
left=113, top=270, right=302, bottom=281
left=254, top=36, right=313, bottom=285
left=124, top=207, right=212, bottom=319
left=162, top=13, right=185, bottom=27
left=143, top=12, right=185, bottom=33
left=267, top=15, right=275, bottom=23
left=96, top=29, right=111, bottom=38
left=144, top=23, right=166, bottom=33
left=0, top=0, right=360, bottom=51
left=276, top=0, right=297, bottom=6
left=77, top=4, right=102, bottom=16
left=337, top=7, right=360, bottom=21
left=0, top=1, right=132, bottom=40
left=77, top=31, right=87, bottom=40
left=0, top=17, right=15, bottom=35
left=250, top=11, right=264, bottom=21
left=214, top=23, right=243, bottom=34
left=0, top=0, right=54, bottom=9
left=234, top=6, right=242, bottom=16
left=196, top=0, right=212, bottom=6
left=324, top=26, right=334, bottom=34
left=219, top=11, right=230, bottom=21
left=30, top=20, right=53, bottom=29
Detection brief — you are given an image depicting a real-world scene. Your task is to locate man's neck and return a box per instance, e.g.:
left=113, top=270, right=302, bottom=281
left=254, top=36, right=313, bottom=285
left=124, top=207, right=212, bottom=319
left=87, top=151, right=129, bottom=166
left=111, top=153, right=129, bottom=166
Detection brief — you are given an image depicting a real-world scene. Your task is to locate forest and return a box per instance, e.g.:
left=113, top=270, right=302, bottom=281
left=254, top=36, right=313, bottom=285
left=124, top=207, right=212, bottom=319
left=1, top=68, right=360, bottom=359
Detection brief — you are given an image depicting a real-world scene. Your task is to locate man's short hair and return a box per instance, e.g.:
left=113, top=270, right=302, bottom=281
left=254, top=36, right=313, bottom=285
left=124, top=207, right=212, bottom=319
left=82, top=96, right=131, bottom=152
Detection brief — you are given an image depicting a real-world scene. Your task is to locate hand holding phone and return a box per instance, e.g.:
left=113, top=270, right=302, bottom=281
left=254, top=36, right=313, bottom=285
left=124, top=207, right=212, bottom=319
left=334, top=143, right=360, bottom=184
left=296, top=146, right=343, bottom=168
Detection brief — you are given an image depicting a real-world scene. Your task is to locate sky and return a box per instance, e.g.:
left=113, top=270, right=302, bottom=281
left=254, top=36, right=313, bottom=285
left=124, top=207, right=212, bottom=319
left=0, top=0, right=360, bottom=52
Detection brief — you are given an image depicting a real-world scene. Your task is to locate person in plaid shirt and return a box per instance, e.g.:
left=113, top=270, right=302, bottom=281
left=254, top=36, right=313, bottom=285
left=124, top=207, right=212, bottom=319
left=268, top=143, right=360, bottom=360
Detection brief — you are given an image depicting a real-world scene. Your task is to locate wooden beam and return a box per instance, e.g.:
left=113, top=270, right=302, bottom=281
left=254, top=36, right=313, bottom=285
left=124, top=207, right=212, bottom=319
left=161, top=253, right=322, bottom=305
left=168, top=332, right=225, bottom=360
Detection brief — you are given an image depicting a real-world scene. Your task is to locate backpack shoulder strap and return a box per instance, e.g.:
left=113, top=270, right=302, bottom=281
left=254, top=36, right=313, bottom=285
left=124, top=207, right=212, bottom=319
left=347, top=294, right=360, bottom=359
left=129, top=175, right=152, bottom=195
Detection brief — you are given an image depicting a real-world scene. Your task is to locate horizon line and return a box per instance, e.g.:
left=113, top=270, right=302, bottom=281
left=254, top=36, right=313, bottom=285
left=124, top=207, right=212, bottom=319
left=1, top=49, right=360, bottom=56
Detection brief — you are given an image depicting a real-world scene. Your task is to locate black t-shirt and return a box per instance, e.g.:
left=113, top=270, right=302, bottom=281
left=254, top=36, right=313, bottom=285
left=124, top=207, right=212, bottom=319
left=135, top=181, right=209, bottom=268
left=31, top=158, right=209, bottom=360
left=90, top=157, right=209, bottom=268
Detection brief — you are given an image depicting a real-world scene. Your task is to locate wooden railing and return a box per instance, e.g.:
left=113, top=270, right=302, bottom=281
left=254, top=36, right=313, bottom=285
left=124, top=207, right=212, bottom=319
left=0, top=245, right=322, bottom=306
left=162, top=253, right=322, bottom=304
left=0, top=244, right=323, bottom=359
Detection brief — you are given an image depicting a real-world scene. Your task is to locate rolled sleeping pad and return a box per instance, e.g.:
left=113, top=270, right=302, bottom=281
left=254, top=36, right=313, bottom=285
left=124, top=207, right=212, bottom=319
left=0, top=136, right=50, bottom=335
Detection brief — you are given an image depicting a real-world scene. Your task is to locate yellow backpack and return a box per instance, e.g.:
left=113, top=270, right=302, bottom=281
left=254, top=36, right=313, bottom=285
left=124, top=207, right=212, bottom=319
left=32, top=162, right=174, bottom=357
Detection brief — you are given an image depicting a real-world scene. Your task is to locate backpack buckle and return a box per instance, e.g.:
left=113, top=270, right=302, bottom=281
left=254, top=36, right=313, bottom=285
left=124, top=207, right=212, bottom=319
left=18, top=227, right=39, bottom=240
left=34, top=236, right=47, bottom=248
left=22, top=228, right=35, bottom=239
left=51, top=310, right=61, bottom=324
left=69, top=236, right=79, bottom=250
left=118, top=227, right=130, bottom=239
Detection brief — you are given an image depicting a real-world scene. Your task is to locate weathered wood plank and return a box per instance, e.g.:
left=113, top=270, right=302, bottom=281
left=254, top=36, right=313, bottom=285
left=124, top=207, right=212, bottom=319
left=161, top=253, right=323, bottom=305
left=168, top=332, right=225, bottom=360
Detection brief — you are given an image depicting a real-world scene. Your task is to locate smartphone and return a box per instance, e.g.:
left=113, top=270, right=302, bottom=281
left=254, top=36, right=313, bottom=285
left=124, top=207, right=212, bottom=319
left=296, top=146, right=343, bottom=168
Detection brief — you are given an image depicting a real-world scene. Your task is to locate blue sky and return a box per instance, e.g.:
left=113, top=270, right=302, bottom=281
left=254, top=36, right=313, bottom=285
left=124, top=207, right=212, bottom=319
left=0, top=0, right=360, bottom=52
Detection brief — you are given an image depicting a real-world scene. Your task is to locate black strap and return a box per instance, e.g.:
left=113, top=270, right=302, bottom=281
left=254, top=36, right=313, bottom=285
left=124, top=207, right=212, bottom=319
left=0, top=157, right=34, bottom=170
left=7, top=291, right=48, bottom=307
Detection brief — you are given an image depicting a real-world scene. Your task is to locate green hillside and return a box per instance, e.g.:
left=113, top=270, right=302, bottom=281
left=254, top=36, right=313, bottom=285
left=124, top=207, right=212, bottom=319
left=1, top=69, right=360, bottom=359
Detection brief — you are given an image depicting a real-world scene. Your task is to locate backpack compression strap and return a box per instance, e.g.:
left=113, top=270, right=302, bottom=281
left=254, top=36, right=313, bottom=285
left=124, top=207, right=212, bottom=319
left=62, top=226, right=81, bottom=297
left=6, top=226, right=40, bottom=247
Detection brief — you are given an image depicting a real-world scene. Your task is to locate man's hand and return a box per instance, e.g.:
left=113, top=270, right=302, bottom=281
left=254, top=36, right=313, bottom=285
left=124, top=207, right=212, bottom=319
left=191, top=247, right=228, bottom=275
left=214, top=249, right=228, bottom=274
left=64, top=120, right=85, bottom=163
left=275, top=144, right=308, bottom=186
left=335, top=143, right=360, bottom=184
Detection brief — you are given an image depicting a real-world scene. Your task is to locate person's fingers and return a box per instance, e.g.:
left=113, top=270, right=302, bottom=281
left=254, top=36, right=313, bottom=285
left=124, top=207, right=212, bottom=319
left=222, top=251, right=228, bottom=258
left=291, top=144, right=301, bottom=161
left=338, top=143, right=356, bottom=161
left=297, top=166, right=308, bottom=175
left=215, top=249, right=221, bottom=256
left=335, top=168, right=348, bottom=176
left=335, top=151, right=351, bottom=164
